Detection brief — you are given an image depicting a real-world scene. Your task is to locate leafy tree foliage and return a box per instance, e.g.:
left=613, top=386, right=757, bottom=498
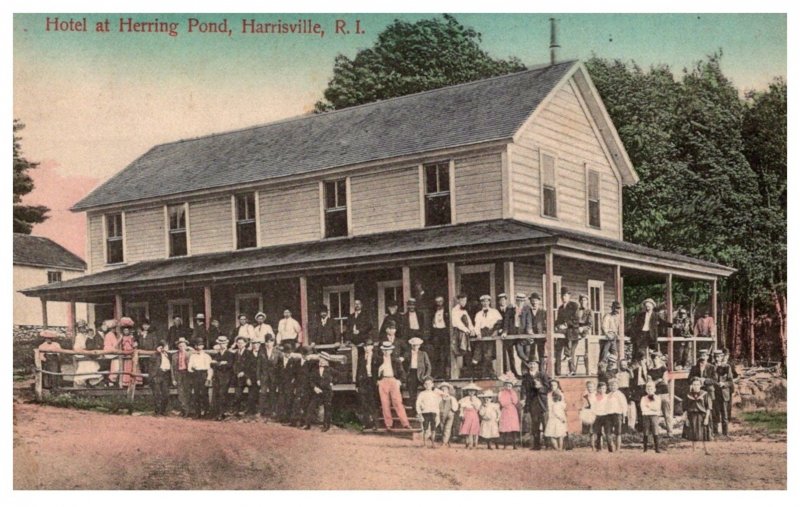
left=13, top=119, right=49, bottom=234
left=315, top=14, right=526, bottom=111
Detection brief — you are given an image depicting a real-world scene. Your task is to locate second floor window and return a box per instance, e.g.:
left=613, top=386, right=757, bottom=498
left=168, top=204, right=187, bottom=257
left=541, top=154, right=558, bottom=218
left=47, top=271, right=62, bottom=283
left=587, top=169, right=601, bottom=228
left=324, top=179, right=348, bottom=238
left=105, top=213, right=124, bottom=264
left=235, top=193, right=257, bottom=249
left=424, top=162, right=451, bottom=227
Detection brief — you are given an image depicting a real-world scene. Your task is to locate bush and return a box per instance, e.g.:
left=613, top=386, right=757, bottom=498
left=38, top=392, right=153, bottom=414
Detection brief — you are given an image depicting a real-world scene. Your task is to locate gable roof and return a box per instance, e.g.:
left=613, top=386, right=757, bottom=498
left=13, top=234, right=86, bottom=271
left=73, top=60, right=584, bottom=211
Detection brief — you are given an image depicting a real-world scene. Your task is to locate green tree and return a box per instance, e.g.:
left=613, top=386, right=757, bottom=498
left=13, top=119, right=49, bottom=233
left=315, top=14, right=526, bottom=111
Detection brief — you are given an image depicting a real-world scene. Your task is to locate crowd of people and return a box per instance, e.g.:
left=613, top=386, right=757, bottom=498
left=34, top=284, right=731, bottom=451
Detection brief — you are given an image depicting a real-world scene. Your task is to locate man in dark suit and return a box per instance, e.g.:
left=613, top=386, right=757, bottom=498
left=345, top=299, right=373, bottom=346
left=356, top=338, right=381, bottom=429
left=404, top=337, right=432, bottom=398
left=244, top=341, right=261, bottom=415
left=257, top=336, right=284, bottom=419
left=310, top=305, right=340, bottom=345
left=277, top=342, right=298, bottom=423
left=211, top=336, right=234, bottom=420
left=529, top=293, right=547, bottom=368
left=400, top=298, right=425, bottom=341
left=231, top=337, right=250, bottom=415
left=291, top=347, right=315, bottom=426
left=711, top=349, right=734, bottom=436
left=428, top=296, right=450, bottom=378
left=520, top=361, right=551, bottom=450
left=167, top=316, right=189, bottom=349
left=554, top=287, right=581, bottom=376
left=503, top=293, right=533, bottom=376
left=304, top=352, right=335, bottom=431
left=149, top=340, right=173, bottom=416
left=379, top=300, right=405, bottom=338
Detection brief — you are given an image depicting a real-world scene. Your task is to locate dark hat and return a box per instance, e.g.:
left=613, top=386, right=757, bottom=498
left=281, top=341, right=294, bottom=352
left=238, top=313, right=248, bottom=320
left=387, top=300, right=399, bottom=307
left=194, top=339, right=205, bottom=347
left=363, top=338, right=375, bottom=347
left=560, top=287, right=570, bottom=296
left=611, top=301, right=622, bottom=309
left=158, top=340, right=169, bottom=348
left=384, top=319, right=397, bottom=329
left=456, top=293, right=467, bottom=299
left=530, top=292, right=541, bottom=300
left=319, top=305, right=329, bottom=313
left=140, top=318, right=151, bottom=326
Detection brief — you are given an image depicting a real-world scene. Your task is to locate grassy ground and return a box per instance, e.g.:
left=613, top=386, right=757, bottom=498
left=739, top=410, right=787, bottom=434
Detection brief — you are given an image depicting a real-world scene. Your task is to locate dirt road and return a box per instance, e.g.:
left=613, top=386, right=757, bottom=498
left=13, top=402, right=786, bottom=490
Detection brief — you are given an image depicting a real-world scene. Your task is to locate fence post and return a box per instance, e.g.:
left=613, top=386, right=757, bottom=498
left=33, top=348, right=43, bottom=401
left=127, top=350, right=138, bottom=405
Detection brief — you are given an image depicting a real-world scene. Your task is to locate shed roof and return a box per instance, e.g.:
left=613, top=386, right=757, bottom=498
left=13, top=234, right=86, bottom=271
left=72, top=61, right=579, bottom=211
left=21, top=219, right=734, bottom=300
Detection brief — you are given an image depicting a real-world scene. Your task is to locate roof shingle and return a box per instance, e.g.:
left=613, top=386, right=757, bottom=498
left=13, top=234, right=86, bottom=271
left=72, top=61, right=577, bottom=210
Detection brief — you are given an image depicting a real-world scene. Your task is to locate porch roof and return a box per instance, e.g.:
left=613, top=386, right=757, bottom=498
left=21, top=219, right=735, bottom=301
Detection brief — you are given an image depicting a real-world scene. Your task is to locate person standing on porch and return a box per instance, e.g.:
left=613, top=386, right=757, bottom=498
left=356, top=338, right=380, bottom=430
left=554, top=287, right=581, bottom=376
left=413, top=280, right=432, bottom=340
left=277, top=309, right=303, bottom=347
left=377, top=342, right=411, bottom=430
left=521, top=361, right=550, bottom=450
left=232, top=314, right=255, bottom=343
left=405, top=337, right=431, bottom=397
left=401, top=298, right=425, bottom=342
left=345, top=299, right=373, bottom=346
left=451, top=293, right=476, bottom=372
left=253, top=312, right=275, bottom=344
left=429, top=296, right=450, bottom=378
left=167, top=316, right=188, bottom=350
left=576, top=294, right=594, bottom=375
left=601, top=301, right=622, bottom=365
left=310, top=305, right=340, bottom=345
left=528, top=293, right=547, bottom=368
left=38, top=329, right=64, bottom=390
left=379, top=300, right=405, bottom=339
left=149, top=340, right=172, bottom=416
left=631, top=298, right=669, bottom=359
left=188, top=339, right=213, bottom=418
left=504, top=293, right=532, bottom=376
left=497, top=293, right=516, bottom=375
left=136, top=319, right=158, bottom=385
left=191, top=313, right=208, bottom=350
left=73, top=319, right=102, bottom=387
left=473, top=295, right=502, bottom=378
left=672, top=308, right=693, bottom=369
left=211, top=336, right=234, bottom=420
left=171, top=337, right=193, bottom=417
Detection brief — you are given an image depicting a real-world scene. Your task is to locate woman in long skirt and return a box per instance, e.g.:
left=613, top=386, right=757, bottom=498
left=479, top=390, right=501, bottom=449
left=72, top=320, right=102, bottom=387
left=684, top=377, right=712, bottom=455
left=118, top=317, right=142, bottom=387
left=459, top=383, right=482, bottom=449
left=498, top=373, right=521, bottom=449
left=103, top=320, right=120, bottom=385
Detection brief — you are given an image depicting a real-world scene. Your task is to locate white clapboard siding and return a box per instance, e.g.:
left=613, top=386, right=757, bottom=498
left=351, top=166, right=420, bottom=235
left=189, top=198, right=232, bottom=255
left=510, top=77, right=622, bottom=240
left=514, top=257, right=616, bottom=311
left=455, top=152, right=503, bottom=223
left=88, top=213, right=105, bottom=273
left=125, top=206, right=165, bottom=263
left=260, top=182, right=321, bottom=246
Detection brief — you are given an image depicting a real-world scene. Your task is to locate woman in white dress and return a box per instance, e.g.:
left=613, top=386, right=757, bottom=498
left=72, top=320, right=102, bottom=387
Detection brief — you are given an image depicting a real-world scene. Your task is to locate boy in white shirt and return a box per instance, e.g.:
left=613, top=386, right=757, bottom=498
left=640, top=380, right=662, bottom=452
left=188, top=339, right=213, bottom=418
left=415, top=376, right=440, bottom=448
left=438, top=382, right=459, bottom=447
left=605, top=378, right=628, bottom=452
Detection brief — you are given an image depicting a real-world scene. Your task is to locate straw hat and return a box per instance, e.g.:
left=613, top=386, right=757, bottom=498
left=408, top=337, right=424, bottom=346
left=462, top=382, right=481, bottom=393
left=479, top=389, right=495, bottom=398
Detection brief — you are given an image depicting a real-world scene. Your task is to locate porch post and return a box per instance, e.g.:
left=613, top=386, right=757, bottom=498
left=66, top=301, right=76, bottom=339
left=113, top=294, right=123, bottom=335
left=447, top=262, right=459, bottom=379
left=402, top=266, right=412, bottom=311
left=666, top=273, right=674, bottom=372
left=712, top=278, right=719, bottom=349
left=40, top=298, right=48, bottom=327
left=614, top=265, right=625, bottom=362
left=203, top=286, right=212, bottom=330
left=545, top=248, right=555, bottom=376
left=500, top=261, right=514, bottom=376
left=299, top=276, right=309, bottom=345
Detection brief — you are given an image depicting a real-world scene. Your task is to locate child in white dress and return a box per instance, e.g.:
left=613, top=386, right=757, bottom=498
left=544, top=390, right=567, bottom=450
left=478, top=390, right=501, bottom=449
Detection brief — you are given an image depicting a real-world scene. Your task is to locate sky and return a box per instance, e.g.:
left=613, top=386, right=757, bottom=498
left=12, top=12, right=787, bottom=259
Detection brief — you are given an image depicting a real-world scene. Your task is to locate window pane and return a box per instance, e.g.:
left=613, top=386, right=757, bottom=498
left=107, top=238, right=123, bottom=264
left=325, top=209, right=348, bottom=238
left=170, top=231, right=187, bottom=257
left=324, top=181, right=337, bottom=209
left=438, top=164, right=450, bottom=191
left=339, top=292, right=350, bottom=317
left=589, top=201, right=601, bottom=228
left=236, top=221, right=257, bottom=249
left=425, top=194, right=451, bottom=227
left=336, top=180, right=347, bottom=208
left=543, top=187, right=557, bottom=218
left=542, top=155, right=556, bottom=187
left=236, top=194, right=255, bottom=220
left=588, top=170, right=600, bottom=200
left=106, top=214, right=122, bottom=238
left=425, top=165, right=438, bottom=194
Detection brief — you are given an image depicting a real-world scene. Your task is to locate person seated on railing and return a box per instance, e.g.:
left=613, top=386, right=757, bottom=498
left=600, top=301, right=622, bottom=366
left=630, top=298, right=671, bottom=360
left=693, top=309, right=716, bottom=339
left=501, top=293, right=532, bottom=376
left=554, top=287, right=581, bottom=377
left=497, top=293, right=517, bottom=375
left=38, top=329, right=63, bottom=390
left=672, top=308, right=693, bottom=369
left=472, top=295, right=503, bottom=378
left=528, top=293, right=547, bottom=369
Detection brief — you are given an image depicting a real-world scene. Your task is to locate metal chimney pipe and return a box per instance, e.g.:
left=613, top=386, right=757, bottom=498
left=549, top=17, right=560, bottom=65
